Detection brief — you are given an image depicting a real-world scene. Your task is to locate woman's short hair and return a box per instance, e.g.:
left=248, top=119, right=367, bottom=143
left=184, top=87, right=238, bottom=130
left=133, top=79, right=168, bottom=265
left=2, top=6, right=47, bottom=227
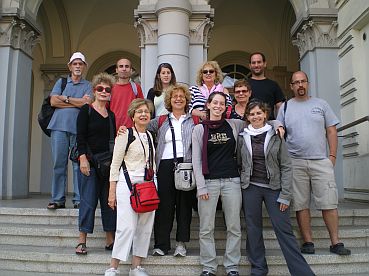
left=205, top=91, right=228, bottom=119
left=195, top=61, right=224, bottom=86
left=153, top=63, right=177, bottom=96
left=244, top=99, right=270, bottom=123
left=91, top=72, right=115, bottom=88
left=127, top=98, right=154, bottom=119
left=164, top=84, right=191, bottom=112
left=233, top=79, right=251, bottom=91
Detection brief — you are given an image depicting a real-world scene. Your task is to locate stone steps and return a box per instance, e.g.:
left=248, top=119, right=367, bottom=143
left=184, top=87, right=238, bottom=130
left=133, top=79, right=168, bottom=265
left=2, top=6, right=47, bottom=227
left=0, top=204, right=368, bottom=275
left=0, top=223, right=367, bottom=250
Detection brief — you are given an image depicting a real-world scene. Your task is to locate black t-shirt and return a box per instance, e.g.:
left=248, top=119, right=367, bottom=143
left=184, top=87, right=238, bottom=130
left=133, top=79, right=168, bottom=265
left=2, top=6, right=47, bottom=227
left=248, top=78, right=285, bottom=119
left=206, top=121, right=239, bottom=179
left=76, top=104, right=116, bottom=155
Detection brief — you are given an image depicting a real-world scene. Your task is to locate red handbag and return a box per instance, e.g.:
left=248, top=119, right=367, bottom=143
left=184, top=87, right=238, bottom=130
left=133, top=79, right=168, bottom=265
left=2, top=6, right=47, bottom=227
left=130, top=181, right=160, bottom=213
left=122, top=129, right=159, bottom=213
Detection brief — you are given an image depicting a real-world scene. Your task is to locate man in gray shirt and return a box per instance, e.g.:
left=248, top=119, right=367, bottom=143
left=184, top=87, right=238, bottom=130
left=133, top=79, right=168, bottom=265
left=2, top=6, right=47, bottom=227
left=277, top=71, right=351, bottom=256
left=47, top=52, right=92, bottom=209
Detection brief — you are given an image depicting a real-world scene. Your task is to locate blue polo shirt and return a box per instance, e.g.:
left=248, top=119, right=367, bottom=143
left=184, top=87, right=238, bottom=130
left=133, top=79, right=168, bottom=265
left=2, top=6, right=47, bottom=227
left=48, top=76, right=92, bottom=134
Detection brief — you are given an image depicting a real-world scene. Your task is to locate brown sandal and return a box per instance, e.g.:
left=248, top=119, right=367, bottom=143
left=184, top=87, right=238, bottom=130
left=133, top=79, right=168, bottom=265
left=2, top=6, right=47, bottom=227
left=75, top=243, right=87, bottom=255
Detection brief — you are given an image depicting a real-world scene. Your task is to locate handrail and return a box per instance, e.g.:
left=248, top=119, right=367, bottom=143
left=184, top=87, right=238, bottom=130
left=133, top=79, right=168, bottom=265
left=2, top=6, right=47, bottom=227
left=337, top=116, right=369, bottom=132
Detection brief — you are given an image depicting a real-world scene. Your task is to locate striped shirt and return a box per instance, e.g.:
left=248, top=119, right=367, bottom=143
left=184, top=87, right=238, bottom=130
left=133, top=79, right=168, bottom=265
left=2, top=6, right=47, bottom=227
left=189, top=84, right=233, bottom=113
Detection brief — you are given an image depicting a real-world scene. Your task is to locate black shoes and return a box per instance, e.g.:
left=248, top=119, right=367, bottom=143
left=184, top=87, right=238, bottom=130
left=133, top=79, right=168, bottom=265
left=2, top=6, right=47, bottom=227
left=47, top=202, right=65, bottom=210
left=301, top=242, right=315, bottom=254
left=330, top=242, right=351, bottom=255
left=200, top=271, right=216, bottom=276
left=227, top=271, right=240, bottom=276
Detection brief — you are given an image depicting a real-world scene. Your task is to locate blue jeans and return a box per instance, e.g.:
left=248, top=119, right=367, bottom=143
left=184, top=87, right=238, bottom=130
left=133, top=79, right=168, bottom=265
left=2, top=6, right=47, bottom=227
left=198, top=177, right=242, bottom=274
left=50, top=130, right=79, bottom=204
left=78, top=168, right=116, bottom=233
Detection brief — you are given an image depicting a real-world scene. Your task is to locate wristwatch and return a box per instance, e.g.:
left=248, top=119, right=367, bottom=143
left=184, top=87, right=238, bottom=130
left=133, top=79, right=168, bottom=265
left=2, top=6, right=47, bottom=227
left=65, top=96, right=70, bottom=103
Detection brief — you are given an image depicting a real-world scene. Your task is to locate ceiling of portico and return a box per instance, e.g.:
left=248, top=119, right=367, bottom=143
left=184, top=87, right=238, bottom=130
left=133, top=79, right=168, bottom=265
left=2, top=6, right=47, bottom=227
left=209, top=0, right=298, bottom=70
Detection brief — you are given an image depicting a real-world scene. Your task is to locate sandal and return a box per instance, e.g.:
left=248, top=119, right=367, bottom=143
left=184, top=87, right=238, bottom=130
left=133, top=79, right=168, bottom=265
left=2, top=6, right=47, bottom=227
left=47, top=202, right=65, bottom=210
left=75, top=243, right=87, bottom=255
left=330, top=242, right=351, bottom=255
left=105, top=243, right=114, bottom=251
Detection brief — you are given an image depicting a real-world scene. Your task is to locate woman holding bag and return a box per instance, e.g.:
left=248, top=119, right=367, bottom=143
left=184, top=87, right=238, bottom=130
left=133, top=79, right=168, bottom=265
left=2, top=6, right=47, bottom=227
left=105, top=99, right=155, bottom=276
left=147, top=84, right=197, bottom=257
left=75, top=72, right=116, bottom=255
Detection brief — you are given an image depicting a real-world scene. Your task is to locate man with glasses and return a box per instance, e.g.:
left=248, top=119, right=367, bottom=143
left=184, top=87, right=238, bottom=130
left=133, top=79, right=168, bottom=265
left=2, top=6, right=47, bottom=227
left=277, top=70, right=351, bottom=256
left=248, top=52, right=285, bottom=119
left=110, top=58, right=144, bottom=130
left=47, top=52, right=92, bottom=209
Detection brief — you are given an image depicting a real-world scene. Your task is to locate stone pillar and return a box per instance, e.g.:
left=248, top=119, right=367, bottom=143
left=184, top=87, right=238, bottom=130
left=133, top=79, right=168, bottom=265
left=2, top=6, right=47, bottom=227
left=134, top=0, right=214, bottom=90
left=0, top=16, right=40, bottom=199
left=291, top=16, right=344, bottom=198
left=38, top=65, right=70, bottom=194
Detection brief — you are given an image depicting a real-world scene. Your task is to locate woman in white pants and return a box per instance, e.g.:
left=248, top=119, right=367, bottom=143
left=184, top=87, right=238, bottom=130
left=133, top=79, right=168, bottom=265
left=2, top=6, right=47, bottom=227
left=105, top=99, right=155, bottom=276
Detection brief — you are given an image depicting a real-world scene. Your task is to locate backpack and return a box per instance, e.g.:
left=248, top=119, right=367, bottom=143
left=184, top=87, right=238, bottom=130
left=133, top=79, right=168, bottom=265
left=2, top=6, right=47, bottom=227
left=158, top=114, right=200, bottom=128
left=38, top=77, right=67, bottom=137
left=129, top=80, right=138, bottom=97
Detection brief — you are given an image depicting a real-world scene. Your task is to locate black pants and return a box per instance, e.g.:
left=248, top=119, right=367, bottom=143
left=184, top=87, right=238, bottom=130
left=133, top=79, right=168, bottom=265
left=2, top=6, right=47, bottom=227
left=154, top=158, right=196, bottom=252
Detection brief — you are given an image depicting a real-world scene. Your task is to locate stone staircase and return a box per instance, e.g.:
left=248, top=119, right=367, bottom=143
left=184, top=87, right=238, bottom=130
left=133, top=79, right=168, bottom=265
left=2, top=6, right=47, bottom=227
left=0, top=201, right=368, bottom=275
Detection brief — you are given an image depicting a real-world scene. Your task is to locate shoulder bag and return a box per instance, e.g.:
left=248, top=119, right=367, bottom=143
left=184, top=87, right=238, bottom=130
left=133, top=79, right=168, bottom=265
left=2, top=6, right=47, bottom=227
left=122, top=130, right=159, bottom=213
left=167, top=115, right=196, bottom=191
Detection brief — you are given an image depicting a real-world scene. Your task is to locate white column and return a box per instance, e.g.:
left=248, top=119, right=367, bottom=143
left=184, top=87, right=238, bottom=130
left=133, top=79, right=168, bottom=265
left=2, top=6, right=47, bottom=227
left=156, top=0, right=192, bottom=85
left=0, top=16, right=40, bottom=199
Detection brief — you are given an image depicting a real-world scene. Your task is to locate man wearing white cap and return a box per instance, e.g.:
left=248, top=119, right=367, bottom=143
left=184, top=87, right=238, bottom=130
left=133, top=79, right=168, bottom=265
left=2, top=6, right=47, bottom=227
left=47, top=52, right=92, bottom=210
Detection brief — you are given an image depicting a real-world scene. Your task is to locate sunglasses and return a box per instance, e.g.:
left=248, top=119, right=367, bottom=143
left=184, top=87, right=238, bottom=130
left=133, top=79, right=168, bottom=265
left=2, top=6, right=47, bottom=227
left=95, top=86, right=112, bottom=93
left=202, top=69, right=215, bottom=75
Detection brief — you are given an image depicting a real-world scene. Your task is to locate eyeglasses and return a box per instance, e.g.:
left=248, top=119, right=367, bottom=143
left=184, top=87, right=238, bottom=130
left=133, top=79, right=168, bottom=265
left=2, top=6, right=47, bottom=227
left=291, top=80, right=308, bottom=85
left=135, top=109, right=150, bottom=114
left=202, top=69, right=215, bottom=75
left=235, top=89, right=249, bottom=94
left=95, top=86, right=112, bottom=93
left=172, top=95, right=185, bottom=100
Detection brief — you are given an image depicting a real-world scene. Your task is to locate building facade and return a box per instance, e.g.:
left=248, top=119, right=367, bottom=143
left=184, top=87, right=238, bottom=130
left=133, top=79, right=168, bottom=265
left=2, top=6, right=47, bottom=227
left=0, top=0, right=368, bottom=202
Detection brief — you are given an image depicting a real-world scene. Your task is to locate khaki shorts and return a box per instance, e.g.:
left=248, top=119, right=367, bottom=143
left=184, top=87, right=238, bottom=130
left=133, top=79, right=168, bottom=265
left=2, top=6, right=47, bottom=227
left=291, top=158, right=338, bottom=211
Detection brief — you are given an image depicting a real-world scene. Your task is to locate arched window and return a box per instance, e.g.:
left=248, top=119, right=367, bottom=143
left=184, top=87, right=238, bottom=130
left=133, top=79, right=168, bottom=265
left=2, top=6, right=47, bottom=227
left=221, top=64, right=250, bottom=80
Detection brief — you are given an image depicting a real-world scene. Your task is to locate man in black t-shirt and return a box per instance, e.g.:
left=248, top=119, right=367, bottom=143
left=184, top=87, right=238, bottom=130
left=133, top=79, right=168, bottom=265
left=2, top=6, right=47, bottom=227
left=248, top=52, right=285, bottom=119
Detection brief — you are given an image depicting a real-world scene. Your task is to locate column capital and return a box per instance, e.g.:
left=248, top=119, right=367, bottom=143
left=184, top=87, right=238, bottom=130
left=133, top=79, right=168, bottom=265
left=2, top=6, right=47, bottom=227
left=292, top=17, right=338, bottom=58
left=40, top=64, right=69, bottom=91
left=0, top=16, right=40, bottom=57
left=189, top=16, right=214, bottom=47
left=134, top=17, right=158, bottom=47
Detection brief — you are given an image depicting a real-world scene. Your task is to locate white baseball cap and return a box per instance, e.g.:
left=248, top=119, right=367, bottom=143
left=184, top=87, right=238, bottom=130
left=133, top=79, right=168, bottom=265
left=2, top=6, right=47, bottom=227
left=68, top=52, right=87, bottom=65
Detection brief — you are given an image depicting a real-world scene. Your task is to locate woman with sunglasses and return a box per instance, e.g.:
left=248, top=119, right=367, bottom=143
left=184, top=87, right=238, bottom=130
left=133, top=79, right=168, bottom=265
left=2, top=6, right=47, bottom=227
left=105, top=99, right=155, bottom=276
left=237, top=100, right=315, bottom=276
left=147, top=63, right=177, bottom=117
left=189, top=61, right=232, bottom=120
left=230, top=79, right=252, bottom=120
left=75, top=72, right=116, bottom=255
left=192, top=92, right=245, bottom=276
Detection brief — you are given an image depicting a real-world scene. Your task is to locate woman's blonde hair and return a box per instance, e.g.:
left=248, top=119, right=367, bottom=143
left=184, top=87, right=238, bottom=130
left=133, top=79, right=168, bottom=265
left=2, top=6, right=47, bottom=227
left=164, top=84, right=191, bottom=112
left=127, top=98, right=154, bottom=119
left=195, top=60, right=224, bottom=86
left=91, top=72, right=115, bottom=88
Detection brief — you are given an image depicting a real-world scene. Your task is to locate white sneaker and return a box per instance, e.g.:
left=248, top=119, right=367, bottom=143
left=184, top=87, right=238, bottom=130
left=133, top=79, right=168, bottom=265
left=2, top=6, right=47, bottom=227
left=129, top=266, right=149, bottom=276
left=104, top=267, right=119, bottom=276
left=152, top=248, right=165, bottom=256
left=173, top=242, right=187, bottom=257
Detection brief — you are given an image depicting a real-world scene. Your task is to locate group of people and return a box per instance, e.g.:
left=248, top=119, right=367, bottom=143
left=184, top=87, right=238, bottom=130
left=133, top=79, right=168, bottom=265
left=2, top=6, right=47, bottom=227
left=45, top=51, right=351, bottom=276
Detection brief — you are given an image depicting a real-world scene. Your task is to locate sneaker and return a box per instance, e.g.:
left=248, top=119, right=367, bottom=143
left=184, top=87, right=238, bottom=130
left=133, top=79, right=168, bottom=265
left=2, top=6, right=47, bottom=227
left=129, top=266, right=149, bottom=276
left=174, top=242, right=187, bottom=257
left=200, top=271, right=216, bottom=276
left=330, top=242, right=351, bottom=255
left=152, top=248, right=165, bottom=256
left=104, top=267, right=119, bottom=276
left=301, top=242, right=315, bottom=254
left=227, top=271, right=240, bottom=276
